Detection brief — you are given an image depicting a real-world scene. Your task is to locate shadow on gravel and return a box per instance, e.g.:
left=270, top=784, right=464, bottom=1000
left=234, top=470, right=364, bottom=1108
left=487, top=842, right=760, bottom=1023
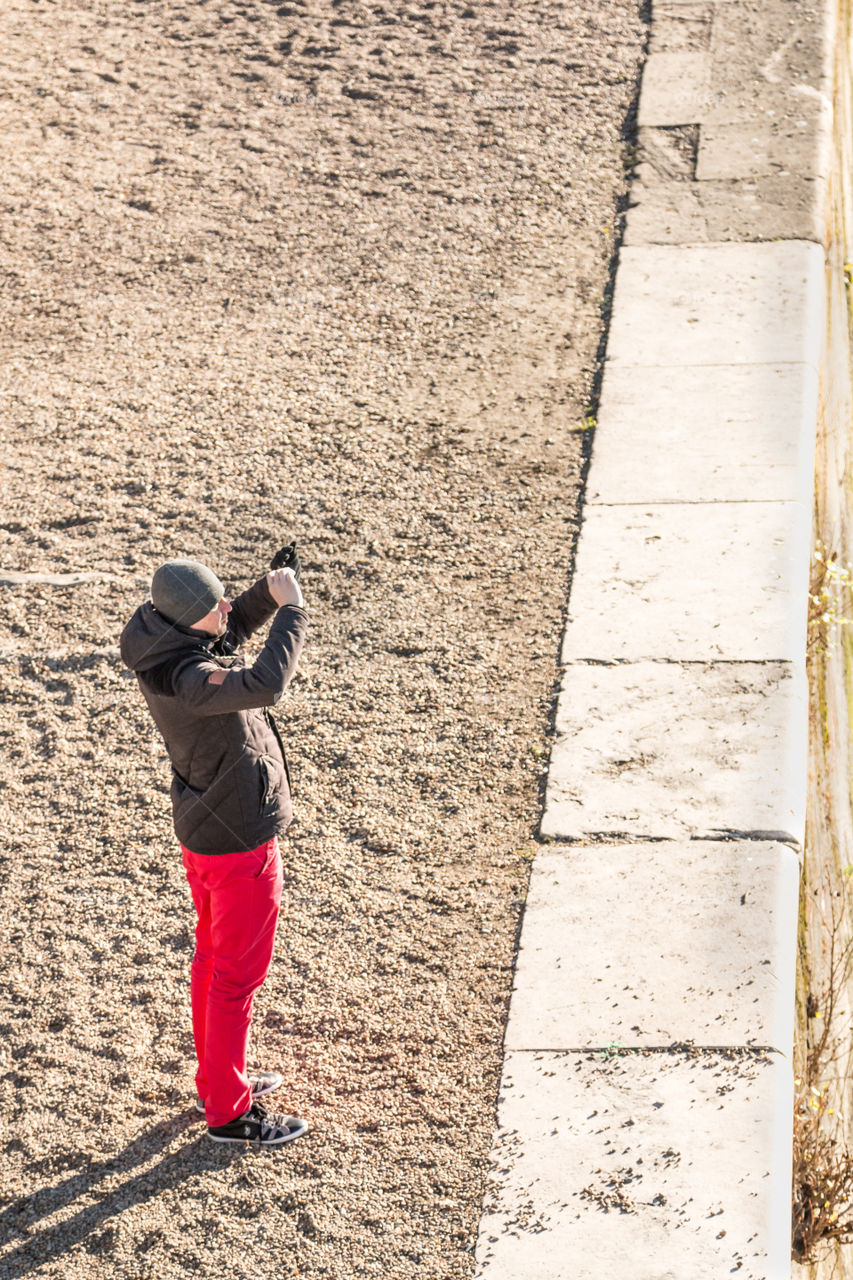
left=0, top=1110, right=235, bottom=1275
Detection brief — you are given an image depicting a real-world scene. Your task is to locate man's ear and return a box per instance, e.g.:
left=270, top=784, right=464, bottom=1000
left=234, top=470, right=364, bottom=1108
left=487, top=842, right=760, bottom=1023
left=207, top=669, right=227, bottom=686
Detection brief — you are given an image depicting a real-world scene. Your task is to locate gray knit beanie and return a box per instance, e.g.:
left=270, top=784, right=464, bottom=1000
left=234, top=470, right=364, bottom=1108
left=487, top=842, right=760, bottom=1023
left=151, top=559, right=225, bottom=627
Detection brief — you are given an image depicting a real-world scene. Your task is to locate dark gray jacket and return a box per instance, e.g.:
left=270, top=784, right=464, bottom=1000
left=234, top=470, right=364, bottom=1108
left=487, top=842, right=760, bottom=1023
left=120, top=577, right=308, bottom=855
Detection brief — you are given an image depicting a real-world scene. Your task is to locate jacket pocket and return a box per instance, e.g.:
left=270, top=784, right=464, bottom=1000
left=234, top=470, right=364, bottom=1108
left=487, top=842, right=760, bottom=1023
left=258, top=754, right=283, bottom=809
left=264, top=709, right=293, bottom=798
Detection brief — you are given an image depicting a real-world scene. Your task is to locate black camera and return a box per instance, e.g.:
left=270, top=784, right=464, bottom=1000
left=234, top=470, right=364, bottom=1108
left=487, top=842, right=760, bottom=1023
left=269, top=542, right=302, bottom=582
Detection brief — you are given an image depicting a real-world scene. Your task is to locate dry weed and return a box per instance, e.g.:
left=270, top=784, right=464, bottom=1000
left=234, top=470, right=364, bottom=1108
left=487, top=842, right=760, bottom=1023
left=792, top=893, right=853, bottom=1259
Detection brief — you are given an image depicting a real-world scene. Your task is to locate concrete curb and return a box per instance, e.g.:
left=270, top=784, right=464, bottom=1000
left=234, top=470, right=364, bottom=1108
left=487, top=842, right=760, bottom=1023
left=474, top=0, right=833, bottom=1275
left=585, top=363, right=819, bottom=507
left=541, top=660, right=808, bottom=845
left=505, top=843, right=800, bottom=1055
left=476, top=1050, right=793, bottom=1280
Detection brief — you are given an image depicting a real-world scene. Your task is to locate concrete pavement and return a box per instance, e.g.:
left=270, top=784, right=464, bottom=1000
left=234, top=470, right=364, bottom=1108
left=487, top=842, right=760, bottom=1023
left=474, top=1, right=833, bottom=1274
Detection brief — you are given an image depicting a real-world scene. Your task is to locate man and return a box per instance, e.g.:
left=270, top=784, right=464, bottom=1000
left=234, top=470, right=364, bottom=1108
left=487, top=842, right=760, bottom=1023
left=120, top=554, right=308, bottom=1147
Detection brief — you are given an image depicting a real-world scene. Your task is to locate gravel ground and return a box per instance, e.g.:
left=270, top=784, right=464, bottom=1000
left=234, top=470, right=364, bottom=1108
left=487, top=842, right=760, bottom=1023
left=0, top=1, right=645, bottom=1276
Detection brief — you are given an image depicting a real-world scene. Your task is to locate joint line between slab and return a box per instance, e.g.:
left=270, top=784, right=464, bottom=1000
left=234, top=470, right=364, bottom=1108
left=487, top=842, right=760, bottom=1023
left=603, top=359, right=818, bottom=371
left=605, top=359, right=820, bottom=374
left=559, top=657, right=803, bottom=667
left=509, top=1044, right=780, bottom=1056
left=586, top=498, right=810, bottom=507
left=539, top=832, right=802, bottom=849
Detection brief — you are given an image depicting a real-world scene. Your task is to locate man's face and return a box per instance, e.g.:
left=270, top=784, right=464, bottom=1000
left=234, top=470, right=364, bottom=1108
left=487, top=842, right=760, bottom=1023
left=192, top=597, right=232, bottom=636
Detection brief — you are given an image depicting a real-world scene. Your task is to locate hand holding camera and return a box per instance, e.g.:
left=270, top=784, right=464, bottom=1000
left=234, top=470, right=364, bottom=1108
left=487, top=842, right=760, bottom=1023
left=267, top=542, right=304, bottom=609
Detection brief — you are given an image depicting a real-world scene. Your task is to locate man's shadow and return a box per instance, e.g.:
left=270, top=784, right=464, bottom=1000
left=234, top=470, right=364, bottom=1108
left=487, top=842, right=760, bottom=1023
left=0, top=1108, right=242, bottom=1275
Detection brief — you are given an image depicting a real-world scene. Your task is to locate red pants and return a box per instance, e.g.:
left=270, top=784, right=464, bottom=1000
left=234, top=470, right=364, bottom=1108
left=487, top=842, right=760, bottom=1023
left=181, top=837, right=283, bottom=1127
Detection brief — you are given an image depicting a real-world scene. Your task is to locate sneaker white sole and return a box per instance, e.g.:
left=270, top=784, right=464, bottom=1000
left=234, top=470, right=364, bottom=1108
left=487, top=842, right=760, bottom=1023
left=206, top=1118, right=308, bottom=1145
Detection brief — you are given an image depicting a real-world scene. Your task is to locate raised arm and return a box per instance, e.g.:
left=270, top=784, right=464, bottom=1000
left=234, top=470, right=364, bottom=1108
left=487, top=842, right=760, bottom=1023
left=173, top=604, right=308, bottom=715
left=224, top=576, right=278, bottom=648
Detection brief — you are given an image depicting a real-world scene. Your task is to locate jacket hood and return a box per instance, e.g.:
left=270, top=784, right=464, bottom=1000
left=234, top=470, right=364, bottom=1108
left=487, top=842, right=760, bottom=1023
left=120, top=602, right=211, bottom=674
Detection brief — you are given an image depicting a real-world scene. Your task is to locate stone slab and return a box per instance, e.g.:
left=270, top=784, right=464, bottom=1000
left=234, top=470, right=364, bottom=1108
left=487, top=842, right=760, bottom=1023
left=540, top=661, right=807, bottom=843
left=474, top=1049, right=793, bottom=1280
left=586, top=363, right=818, bottom=506
left=704, top=1, right=832, bottom=129
left=649, top=4, right=713, bottom=57
left=504, top=842, right=799, bottom=1053
left=637, top=52, right=711, bottom=127
left=626, top=1, right=831, bottom=245
left=606, top=242, right=824, bottom=370
left=562, top=501, right=809, bottom=662
left=623, top=134, right=827, bottom=246
left=697, top=105, right=832, bottom=182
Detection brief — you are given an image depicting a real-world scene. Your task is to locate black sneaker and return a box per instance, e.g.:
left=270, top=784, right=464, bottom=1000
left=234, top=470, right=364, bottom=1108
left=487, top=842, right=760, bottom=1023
left=196, top=1070, right=283, bottom=1114
left=207, top=1101, right=308, bottom=1146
